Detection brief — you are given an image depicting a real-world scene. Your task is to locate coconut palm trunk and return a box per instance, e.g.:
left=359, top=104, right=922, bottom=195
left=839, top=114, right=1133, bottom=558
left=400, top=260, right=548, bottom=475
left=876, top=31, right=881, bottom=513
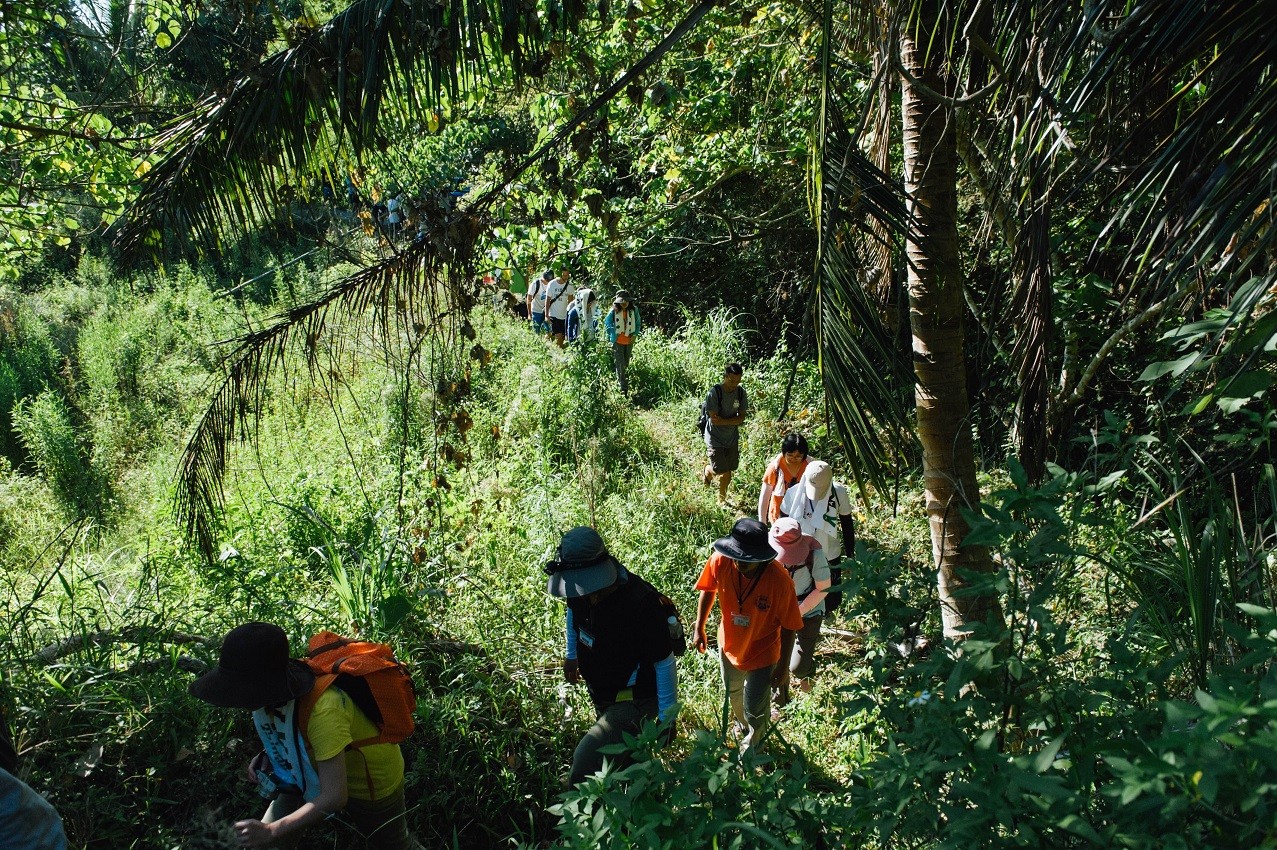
left=900, top=20, right=998, bottom=638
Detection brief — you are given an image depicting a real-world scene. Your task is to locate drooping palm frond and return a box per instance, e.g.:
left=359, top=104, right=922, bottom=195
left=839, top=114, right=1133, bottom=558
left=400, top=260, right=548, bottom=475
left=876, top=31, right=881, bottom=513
left=813, top=0, right=914, bottom=496
left=114, top=0, right=562, bottom=257
left=171, top=0, right=723, bottom=556
left=176, top=211, right=484, bottom=557
left=1062, top=0, right=1277, bottom=295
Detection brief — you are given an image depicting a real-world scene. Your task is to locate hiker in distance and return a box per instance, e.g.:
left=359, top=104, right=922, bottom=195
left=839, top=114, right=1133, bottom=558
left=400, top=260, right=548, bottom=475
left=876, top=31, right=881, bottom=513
left=546, top=526, right=681, bottom=785
left=528, top=269, right=552, bottom=333
left=190, top=623, right=418, bottom=849
left=701, top=363, right=748, bottom=505
left=768, top=517, right=832, bottom=706
left=603, top=290, right=642, bottom=393
left=544, top=267, right=577, bottom=347
left=693, top=518, right=802, bottom=752
left=757, top=432, right=817, bottom=526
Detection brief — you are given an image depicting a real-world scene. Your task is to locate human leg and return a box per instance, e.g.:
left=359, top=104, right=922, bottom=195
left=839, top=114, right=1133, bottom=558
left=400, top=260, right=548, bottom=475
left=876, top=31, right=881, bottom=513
left=740, top=664, right=775, bottom=752
left=568, top=699, right=656, bottom=785
left=791, top=614, right=824, bottom=680
left=345, top=786, right=419, bottom=850
left=772, top=628, right=797, bottom=706
left=0, top=768, right=68, bottom=850
left=261, top=792, right=305, bottom=848
left=612, top=342, right=633, bottom=393
left=719, top=651, right=747, bottom=730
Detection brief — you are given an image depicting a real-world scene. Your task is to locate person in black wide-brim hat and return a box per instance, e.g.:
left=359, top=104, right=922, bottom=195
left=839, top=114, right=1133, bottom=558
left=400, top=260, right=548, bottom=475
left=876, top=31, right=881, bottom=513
left=545, top=526, right=680, bottom=785
left=692, top=519, right=803, bottom=752
left=190, top=623, right=418, bottom=850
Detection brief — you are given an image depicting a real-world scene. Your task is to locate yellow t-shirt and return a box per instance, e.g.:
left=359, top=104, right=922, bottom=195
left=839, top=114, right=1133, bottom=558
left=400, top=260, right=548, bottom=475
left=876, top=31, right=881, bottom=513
left=307, top=687, right=405, bottom=801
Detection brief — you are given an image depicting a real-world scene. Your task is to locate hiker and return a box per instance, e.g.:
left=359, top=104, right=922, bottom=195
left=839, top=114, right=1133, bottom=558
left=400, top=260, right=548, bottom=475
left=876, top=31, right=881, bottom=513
left=603, top=290, right=641, bottom=392
left=568, top=287, right=600, bottom=343
left=0, top=722, right=68, bottom=850
left=190, top=622, right=417, bottom=849
left=546, top=527, right=680, bottom=785
left=528, top=269, right=552, bottom=333
left=693, top=518, right=802, bottom=752
left=544, top=268, right=577, bottom=347
left=701, top=363, right=748, bottom=504
left=779, top=460, right=856, bottom=566
left=757, top=433, right=817, bottom=526
left=768, top=518, right=832, bottom=705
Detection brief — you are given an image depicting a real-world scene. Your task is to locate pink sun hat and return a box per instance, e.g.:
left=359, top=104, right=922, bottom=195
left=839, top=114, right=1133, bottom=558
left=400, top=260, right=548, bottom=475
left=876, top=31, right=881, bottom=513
left=769, top=517, right=821, bottom=566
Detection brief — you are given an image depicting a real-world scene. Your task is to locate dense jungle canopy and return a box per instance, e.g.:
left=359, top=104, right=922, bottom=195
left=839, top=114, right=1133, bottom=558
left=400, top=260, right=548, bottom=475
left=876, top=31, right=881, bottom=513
left=1, top=0, right=1275, bottom=847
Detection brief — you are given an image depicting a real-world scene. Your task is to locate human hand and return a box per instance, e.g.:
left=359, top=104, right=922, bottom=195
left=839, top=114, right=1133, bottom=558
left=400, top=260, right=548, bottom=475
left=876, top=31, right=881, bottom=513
left=244, top=751, right=267, bottom=783
left=563, top=658, right=581, bottom=683
left=232, top=818, right=275, bottom=848
left=694, top=632, right=708, bottom=654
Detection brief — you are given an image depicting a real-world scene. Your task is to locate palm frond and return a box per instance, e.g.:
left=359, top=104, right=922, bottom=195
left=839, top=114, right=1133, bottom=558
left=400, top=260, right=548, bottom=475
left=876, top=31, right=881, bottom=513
left=114, top=0, right=560, bottom=257
left=171, top=0, right=723, bottom=555
left=177, top=212, right=483, bottom=557
left=1062, top=0, right=1277, bottom=295
left=814, top=0, right=915, bottom=496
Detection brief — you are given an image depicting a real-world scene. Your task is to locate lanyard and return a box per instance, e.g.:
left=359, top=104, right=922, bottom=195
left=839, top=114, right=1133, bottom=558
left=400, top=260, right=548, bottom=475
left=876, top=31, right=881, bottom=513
left=733, top=561, right=766, bottom=610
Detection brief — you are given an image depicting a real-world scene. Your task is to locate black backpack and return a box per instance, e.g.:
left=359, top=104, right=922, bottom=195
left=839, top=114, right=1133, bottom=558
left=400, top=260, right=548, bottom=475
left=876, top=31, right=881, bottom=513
left=696, top=385, right=722, bottom=435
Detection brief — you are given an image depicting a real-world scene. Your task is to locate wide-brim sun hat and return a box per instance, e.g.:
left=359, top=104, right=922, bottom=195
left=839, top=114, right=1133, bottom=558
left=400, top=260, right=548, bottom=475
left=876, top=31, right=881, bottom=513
left=613, top=289, right=632, bottom=305
left=769, top=517, right=819, bottom=566
left=713, top=518, right=776, bottom=564
left=189, top=622, right=315, bottom=709
left=802, top=460, right=834, bottom=501
left=546, top=526, right=621, bottom=599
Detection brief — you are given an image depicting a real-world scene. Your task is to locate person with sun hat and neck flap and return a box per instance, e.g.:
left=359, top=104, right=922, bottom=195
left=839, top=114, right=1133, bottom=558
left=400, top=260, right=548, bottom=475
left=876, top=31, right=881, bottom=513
left=546, top=526, right=680, bottom=785
left=693, top=518, right=803, bottom=752
left=189, top=622, right=417, bottom=849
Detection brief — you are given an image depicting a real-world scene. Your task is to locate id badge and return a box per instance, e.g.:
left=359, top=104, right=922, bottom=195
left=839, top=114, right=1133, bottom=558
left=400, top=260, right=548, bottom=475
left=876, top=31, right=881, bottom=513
left=731, top=614, right=751, bottom=628
left=578, top=629, right=596, bottom=648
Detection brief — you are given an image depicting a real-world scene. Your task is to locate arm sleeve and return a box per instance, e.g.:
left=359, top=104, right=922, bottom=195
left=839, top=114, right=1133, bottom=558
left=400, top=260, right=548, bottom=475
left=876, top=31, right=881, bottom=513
left=634, top=307, right=642, bottom=336
left=654, top=654, right=677, bottom=721
left=565, top=608, right=578, bottom=660
left=834, top=485, right=856, bottom=555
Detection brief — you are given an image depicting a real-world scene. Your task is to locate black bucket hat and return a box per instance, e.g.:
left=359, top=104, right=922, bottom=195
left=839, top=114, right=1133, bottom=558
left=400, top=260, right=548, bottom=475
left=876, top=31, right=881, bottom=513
left=189, top=622, right=315, bottom=709
left=545, top=526, right=621, bottom=599
left=712, top=518, right=776, bottom=564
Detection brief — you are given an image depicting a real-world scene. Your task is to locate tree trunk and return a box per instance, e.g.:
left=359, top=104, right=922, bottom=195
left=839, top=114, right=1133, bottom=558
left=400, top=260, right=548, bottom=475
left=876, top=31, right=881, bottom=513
left=900, top=21, right=999, bottom=638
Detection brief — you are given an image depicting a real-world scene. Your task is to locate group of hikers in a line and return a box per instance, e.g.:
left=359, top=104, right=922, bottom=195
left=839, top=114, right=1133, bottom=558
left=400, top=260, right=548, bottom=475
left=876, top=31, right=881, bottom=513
left=490, top=266, right=643, bottom=394
left=1, top=350, right=855, bottom=850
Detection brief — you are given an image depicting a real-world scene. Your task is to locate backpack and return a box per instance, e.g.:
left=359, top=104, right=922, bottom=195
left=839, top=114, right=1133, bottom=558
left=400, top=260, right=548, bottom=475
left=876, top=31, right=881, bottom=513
left=297, top=632, right=416, bottom=749
left=696, top=385, right=722, bottom=435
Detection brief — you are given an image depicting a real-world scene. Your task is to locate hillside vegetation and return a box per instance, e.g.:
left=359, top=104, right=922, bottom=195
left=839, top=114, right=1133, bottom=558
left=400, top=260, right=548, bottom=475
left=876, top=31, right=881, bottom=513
left=2, top=259, right=1276, bottom=848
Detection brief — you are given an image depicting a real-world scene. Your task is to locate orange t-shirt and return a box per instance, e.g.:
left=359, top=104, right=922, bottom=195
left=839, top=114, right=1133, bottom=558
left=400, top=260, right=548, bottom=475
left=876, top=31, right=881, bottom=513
left=695, top=552, right=804, bottom=671
left=762, top=454, right=811, bottom=524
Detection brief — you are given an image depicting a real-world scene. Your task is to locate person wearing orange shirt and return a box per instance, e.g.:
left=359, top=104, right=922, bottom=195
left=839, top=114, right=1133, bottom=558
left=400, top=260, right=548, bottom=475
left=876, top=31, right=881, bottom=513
left=693, top=518, right=803, bottom=752
left=757, top=433, right=816, bottom=525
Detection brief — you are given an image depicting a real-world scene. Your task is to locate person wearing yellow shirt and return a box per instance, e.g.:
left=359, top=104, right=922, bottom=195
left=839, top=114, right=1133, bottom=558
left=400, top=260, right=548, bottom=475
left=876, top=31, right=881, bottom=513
left=190, top=622, right=418, bottom=849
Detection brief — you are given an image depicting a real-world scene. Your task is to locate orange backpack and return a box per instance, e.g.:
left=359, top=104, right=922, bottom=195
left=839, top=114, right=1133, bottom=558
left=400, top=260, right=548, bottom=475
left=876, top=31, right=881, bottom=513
left=297, top=632, right=416, bottom=749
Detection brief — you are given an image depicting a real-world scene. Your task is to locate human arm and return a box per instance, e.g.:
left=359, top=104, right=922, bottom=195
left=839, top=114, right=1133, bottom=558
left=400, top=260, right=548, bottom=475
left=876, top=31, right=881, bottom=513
left=834, top=483, right=857, bottom=555
left=564, top=607, right=581, bottom=683
left=758, top=458, right=779, bottom=522
left=654, top=654, right=677, bottom=721
left=233, top=754, right=346, bottom=848
left=603, top=309, right=617, bottom=342
left=798, top=550, right=832, bottom=617
left=694, top=590, right=715, bottom=653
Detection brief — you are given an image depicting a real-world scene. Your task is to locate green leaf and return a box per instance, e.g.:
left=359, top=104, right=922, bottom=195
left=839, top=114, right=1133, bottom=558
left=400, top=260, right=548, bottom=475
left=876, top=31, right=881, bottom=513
left=156, top=31, right=172, bottom=49
left=1138, top=353, right=1199, bottom=382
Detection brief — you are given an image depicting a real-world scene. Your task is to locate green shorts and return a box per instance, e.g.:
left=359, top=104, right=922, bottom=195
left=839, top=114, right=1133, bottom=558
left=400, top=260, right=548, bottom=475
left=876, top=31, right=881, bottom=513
left=708, top=444, right=740, bottom=474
